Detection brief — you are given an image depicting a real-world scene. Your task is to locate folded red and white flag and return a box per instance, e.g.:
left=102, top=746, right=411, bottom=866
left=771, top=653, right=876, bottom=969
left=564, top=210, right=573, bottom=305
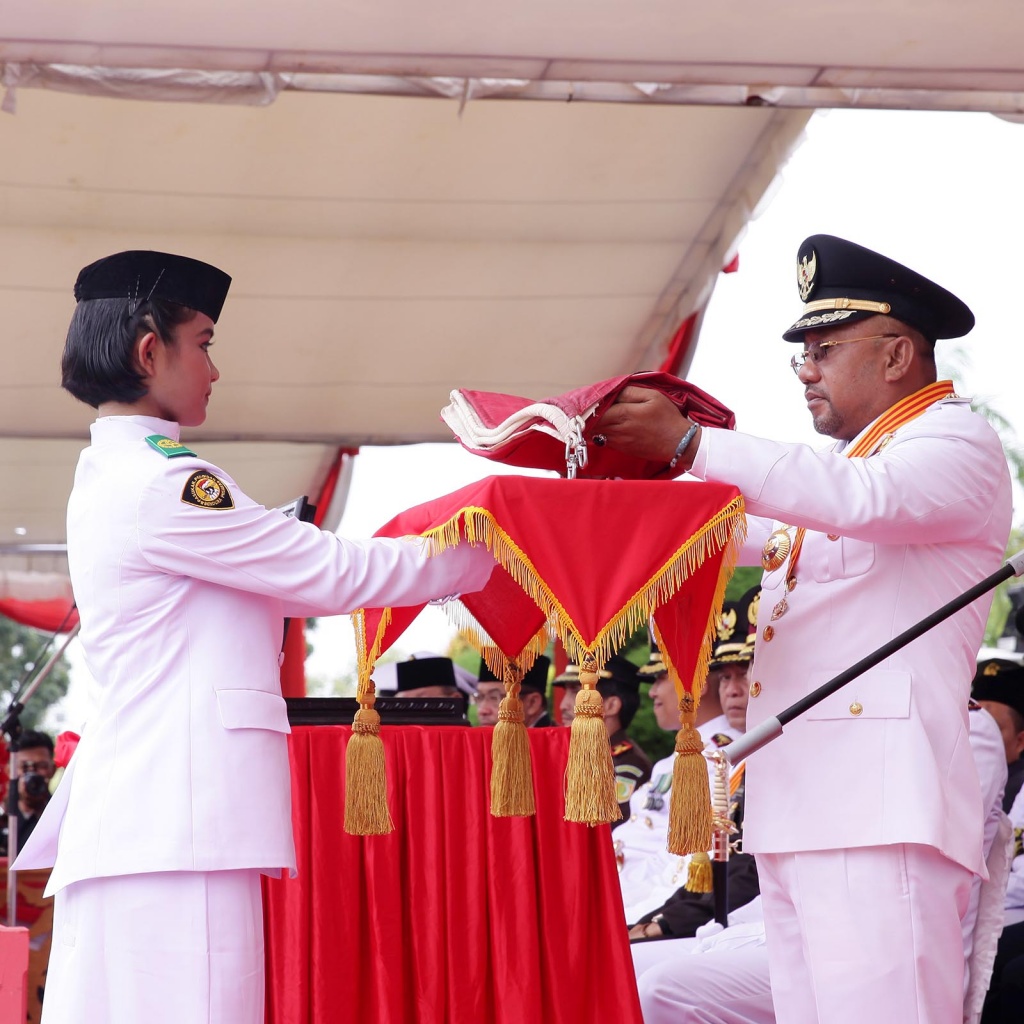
left=441, top=371, right=735, bottom=479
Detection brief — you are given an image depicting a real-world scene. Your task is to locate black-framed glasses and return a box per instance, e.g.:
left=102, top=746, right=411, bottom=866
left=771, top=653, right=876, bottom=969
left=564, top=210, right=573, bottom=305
left=790, top=333, right=899, bottom=375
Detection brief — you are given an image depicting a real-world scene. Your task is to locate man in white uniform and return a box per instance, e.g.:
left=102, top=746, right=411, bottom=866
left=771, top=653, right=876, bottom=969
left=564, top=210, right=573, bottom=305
left=15, top=251, right=495, bottom=1024
left=596, top=234, right=1013, bottom=1023
left=635, top=700, right=1009, bottom=1023
left=616, top=595, right=753, bottom=920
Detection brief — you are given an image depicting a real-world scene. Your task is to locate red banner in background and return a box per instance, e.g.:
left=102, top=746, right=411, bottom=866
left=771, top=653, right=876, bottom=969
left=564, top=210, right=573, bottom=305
left=0, top=600, right=77, bottom=634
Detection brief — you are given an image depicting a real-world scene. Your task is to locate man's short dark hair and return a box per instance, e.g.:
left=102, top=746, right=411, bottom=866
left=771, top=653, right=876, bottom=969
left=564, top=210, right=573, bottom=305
left=61, top=297, right=198, bottom=408
left=598, top=680, right=640, bottom=729
left=15, top=730, right=54, bottom=756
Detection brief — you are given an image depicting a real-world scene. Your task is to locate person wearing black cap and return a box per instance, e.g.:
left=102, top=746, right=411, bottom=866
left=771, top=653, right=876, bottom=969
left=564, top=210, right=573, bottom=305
left=973, top=657, right=1024, bottom=810
left=15, top=251, right=496, bottom=1024
left=595, top=235, right=1012, bottom=1024
left=615, top=600, right=753, bottom=922
left=557, top=654, right=653, bottom=825
left=473, top=655, right=553, bottom=728
left=973, top=659, right=1024, bottom=1024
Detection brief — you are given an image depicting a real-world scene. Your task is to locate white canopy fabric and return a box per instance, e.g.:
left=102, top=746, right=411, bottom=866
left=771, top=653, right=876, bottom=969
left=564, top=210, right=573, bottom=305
left=2, top=0, right=1021, bottom=585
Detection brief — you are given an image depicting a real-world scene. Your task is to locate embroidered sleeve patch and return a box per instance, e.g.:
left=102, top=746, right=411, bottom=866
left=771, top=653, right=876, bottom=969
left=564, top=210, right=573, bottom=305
left=145, top=434, right=196, bottom=458
left=181, top=471, right=234, bottom=510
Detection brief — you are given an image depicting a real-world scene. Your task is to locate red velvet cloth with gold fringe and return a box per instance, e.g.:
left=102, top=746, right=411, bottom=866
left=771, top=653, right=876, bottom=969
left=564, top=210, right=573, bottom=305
left=354, top=475, right=745, bottom=700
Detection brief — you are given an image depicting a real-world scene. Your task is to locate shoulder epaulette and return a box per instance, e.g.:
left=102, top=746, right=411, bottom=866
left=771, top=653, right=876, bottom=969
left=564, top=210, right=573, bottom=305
left=145, top=434, right=196, bottom=458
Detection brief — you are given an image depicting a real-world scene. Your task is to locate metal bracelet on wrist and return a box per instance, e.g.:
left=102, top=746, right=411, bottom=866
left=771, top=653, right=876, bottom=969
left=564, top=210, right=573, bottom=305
left=668, top=422, right=699, bottom=470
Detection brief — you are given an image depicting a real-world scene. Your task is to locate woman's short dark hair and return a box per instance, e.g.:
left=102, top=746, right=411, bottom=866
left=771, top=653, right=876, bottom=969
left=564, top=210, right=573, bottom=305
left=61, top=297, right=198, bottom=408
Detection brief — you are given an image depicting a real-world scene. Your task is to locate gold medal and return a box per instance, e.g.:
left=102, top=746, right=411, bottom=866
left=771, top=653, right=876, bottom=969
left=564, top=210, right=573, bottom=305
left=761, top=528, right=792, bottom=572
left=770, top=598, right=788, bottom=621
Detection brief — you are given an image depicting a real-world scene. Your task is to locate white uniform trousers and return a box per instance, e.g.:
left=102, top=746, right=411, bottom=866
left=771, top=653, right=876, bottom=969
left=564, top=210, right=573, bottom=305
left=758, top=845, right=972, bottom=1024
left=42, top=869, right=265, bottom=1024
left=637, top=943, right=775, bottom=1024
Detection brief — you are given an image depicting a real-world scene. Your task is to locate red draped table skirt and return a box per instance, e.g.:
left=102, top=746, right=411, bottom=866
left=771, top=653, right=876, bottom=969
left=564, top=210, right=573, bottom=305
left=263, top=725, right=643, bottom=1024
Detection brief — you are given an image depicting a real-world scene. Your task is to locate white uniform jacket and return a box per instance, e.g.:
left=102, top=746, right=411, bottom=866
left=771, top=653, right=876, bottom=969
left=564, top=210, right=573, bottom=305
left=16, top=415, right=493, bottom=894
left=617, top=714, right=741, bottom=919
left=691, top=395, right=1012, bottom=873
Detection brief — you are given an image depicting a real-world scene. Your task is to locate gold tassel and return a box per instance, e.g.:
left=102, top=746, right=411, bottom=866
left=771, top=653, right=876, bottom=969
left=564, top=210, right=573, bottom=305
left=344, top=688, right=394, bottom=835
left=490, top=662, right=536, bottom=817
left=667, top=693, right=712, bottom=855
left=685, top=850, right=713, bottom=893
left=564, top=655, right=621, bottom=826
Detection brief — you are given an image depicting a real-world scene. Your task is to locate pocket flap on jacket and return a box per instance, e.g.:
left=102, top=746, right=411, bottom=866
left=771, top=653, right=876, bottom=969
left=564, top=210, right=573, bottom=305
left=216, top=688, right=291, bottom=733
left=805, top=668, right=911, bottom=721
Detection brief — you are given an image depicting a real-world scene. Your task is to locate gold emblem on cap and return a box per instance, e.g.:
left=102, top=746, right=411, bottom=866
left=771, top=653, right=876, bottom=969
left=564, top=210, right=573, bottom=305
left=797, top=250, right=817, bottom=302
left=984, top=662, right=1000, bottom=676
left=717, top=608, right=737, bottom=641
left=761, top=528, right=792, bottom=571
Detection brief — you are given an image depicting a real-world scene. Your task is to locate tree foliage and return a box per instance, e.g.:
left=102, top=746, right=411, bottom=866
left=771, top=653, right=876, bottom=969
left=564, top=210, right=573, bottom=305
left=0, top=617, right=71, bottom=735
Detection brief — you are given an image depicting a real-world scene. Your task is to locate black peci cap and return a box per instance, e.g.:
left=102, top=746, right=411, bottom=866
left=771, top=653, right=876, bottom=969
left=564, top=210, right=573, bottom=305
left=554, top=653, right=640, bottom=694
left=479, top=655, right=551, bottom=694
left=75, top=250, right=232, bottom=323
left=783, top=234, right=973, bottom=344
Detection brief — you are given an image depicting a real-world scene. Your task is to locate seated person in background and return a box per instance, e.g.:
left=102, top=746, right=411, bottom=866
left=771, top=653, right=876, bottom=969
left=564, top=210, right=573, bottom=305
left=975, top=659, right=1024, bottom=1023
left=973, top=657, right=1024, bottom=813
left=0, top=729, right=56, bottom=857
left=636, top=696, right=1008, bottom=1024
left=557, top=654, right=653, bottom=827
left=388, top=655, right=474, bottom=715
left=628, top=646, right=754, bottom=963
left=615, top=592, right=756, bottom=921
left=473, top=656, right=552, bottom=728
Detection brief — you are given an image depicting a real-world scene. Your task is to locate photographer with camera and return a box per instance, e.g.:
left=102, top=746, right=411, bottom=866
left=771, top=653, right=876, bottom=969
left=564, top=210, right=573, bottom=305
left=0, top=730, right=55, bottom=857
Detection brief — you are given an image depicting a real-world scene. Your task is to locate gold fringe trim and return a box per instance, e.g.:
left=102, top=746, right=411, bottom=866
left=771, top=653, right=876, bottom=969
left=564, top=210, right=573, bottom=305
left=685, top=851, right=713, bottom=893
left=655, top=509, right=746, bottom=705
left=564, top=658, right=620, bottom=826
left=667, top=701, right=712, bottom=855
left=417, top=497, right=746, bottom=676
left=490, top=662, right=536, bottom=817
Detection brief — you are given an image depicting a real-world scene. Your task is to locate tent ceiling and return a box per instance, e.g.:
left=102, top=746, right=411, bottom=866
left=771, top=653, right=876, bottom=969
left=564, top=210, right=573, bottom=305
left=2, top=0, right=1019, bottom=578
left=5, top=1, right=1024, bottom=111
left=0, top=78, right=807, bottom=573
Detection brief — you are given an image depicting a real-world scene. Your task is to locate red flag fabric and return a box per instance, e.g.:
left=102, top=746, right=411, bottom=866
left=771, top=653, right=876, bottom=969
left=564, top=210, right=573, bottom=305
left=53, top=732, right=80, bottom=769
left=0, top=599, right=78, bottom=634
left=355, top=475, right=745, bottom=700
left=440, top=371, right=735, bottom=480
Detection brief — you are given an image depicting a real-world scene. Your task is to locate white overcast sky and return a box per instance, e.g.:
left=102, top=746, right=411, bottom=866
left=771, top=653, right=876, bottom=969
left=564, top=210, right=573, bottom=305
left=49, top=106, right=1024, bottom=729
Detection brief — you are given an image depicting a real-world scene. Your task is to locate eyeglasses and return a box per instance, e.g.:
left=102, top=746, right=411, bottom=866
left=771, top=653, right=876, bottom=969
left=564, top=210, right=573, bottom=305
left=790, top=334, right=898, bottom=375
left=471, top=691, right=504, bottom=707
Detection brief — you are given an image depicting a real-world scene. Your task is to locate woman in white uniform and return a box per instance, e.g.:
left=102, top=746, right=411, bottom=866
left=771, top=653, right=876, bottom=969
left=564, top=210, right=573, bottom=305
left=15, top=250, right=495, bottom=1024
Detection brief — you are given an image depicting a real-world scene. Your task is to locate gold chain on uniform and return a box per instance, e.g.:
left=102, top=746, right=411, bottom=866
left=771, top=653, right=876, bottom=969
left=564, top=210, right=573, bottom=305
left=762, top=380, right=957, bottom=622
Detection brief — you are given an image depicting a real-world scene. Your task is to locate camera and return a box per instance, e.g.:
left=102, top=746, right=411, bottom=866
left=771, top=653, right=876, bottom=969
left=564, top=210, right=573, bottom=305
left=20, top=772, right=49, bottom=800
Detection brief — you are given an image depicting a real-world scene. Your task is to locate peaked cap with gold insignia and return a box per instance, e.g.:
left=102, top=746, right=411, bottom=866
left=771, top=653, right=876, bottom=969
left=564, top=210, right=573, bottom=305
left=709, top=586, right=760, bottom=669
left=784, top=234, right=974, bottom=344
left=971, top=657, right=1024, bottom=720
